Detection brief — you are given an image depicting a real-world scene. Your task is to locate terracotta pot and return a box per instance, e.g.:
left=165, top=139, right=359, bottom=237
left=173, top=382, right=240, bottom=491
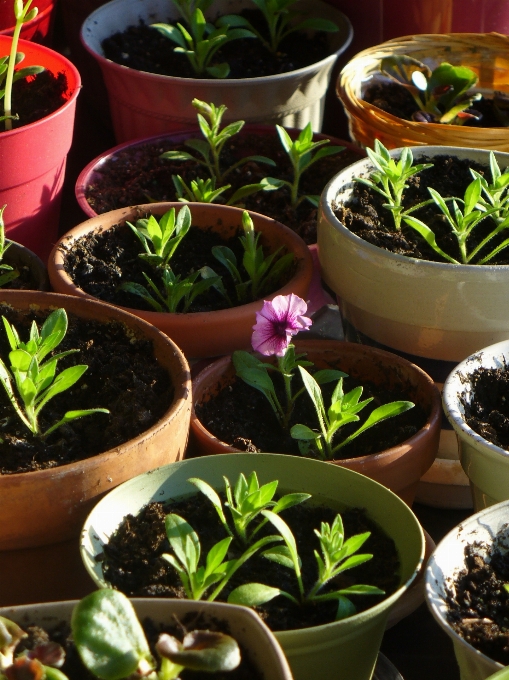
left=190, top=339, right=441, bottom=506
left=48, top=203, right=314, bottom=359
left=4, top=239, right=49, bottom=290
left=0, top=290, right=191, bottom=551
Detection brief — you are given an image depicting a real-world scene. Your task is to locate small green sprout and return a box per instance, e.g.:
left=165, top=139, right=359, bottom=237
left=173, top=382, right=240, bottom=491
left=0, top=206, right=19, bottom=288
left=127, top=206, right=192, bottom=269
left=471, top=151, right=509, bottom=225
left=0, top=308, right=109, bottom=439
left=380, top=55, right=482, bottom=124
left=167, top=0, right=213, bottom=27
left=72, top=589, right=241, bottom=680
left=188, top=471, right=311, bottom=545
left=172, top=174, right=265, bottom=206
left=290, top=368, right=414, bottom=460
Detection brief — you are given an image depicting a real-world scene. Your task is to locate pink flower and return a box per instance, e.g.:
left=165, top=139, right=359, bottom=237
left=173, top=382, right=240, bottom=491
left=252, top=294, right=312, bottom=356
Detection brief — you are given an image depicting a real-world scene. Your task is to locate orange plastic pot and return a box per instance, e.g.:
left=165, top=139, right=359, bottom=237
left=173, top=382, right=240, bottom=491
left=48, top=203, right=314, bottom=359
left=190, top=339, right=441, bottom=505
left=0, top=291, right=192, bottom=551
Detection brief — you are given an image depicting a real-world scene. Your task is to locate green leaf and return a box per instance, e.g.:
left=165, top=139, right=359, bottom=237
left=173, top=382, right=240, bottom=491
left=403, top=215, right=459, bottom=264
left=272, top=493, right=311, bottom=514
left=313, top=369, right=348, bottom=385
left=227, top=583, right=282, bottom=606
left=335, top=595, right=357, bottom=620
left=262, top=545, right=296, bottom=570
left=42, top=409, right=109, bottom=438
left=204, top=537, right=232, bottom=577
left=165, top=514, right=200, bottom=573
left=290, top=423, right=320, bottom=440
left=156, top=630, right=240, bottom=672
left=35, top=365, right=88, bottom=410
left=338, top=584, right=385, bottom=595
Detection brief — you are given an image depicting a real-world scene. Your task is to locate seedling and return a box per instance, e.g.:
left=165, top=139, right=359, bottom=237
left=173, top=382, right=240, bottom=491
left=172, top=174, right=266, bottom=206
left=262, top=123, right=345, bottom=208
left=0, top=206, right=19, bottom=288
left=160, top=99, right=276, bottom=185
left=290, top=368, right=414, bottom=460
left=188, top=471, right=310, bottom=545
left=470, top=151, right=509, bottom=224
left=0, top=308, right=109, bottom=438
left=380, top=55, right=482, bottom=124
left=72, top=589, right=241, bottom=680
left=218, top=0, right=338, bottom=54
left=167, top=0, right=213, bottom=26
left=127, top=206, right=192, bottom=269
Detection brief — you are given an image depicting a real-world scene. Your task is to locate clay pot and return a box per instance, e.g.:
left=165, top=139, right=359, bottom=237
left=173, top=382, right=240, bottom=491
left=0, top=290, right=191, bottom=551
left=189, top=339, right=441, bottom=505
left=4, top=240, right=49, bottom=290
left=48, top=203, right=313, bottom=359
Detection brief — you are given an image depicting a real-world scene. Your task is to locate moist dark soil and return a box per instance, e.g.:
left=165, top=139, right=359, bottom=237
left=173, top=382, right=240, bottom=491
left=335, top=154, right=509, bottom=264
left=2, top=261, right=39, bottom=290
left=196, top=365, right=427, bottom=457
left=16, top=613, right=262, bottom=680
left=0, top=305, right=173, bottom=475
left=445, top=527, right=509, bottom=665
left=462, top=364, right=509, bottom=450
left=101, top=9, right=331, bottom=79
left=100, top=494, right=400, bottom=631
left=84, top=132, right=361, bottom=244
left=9, top=69, right=67, bottom=129
left=364, top=81, right=505, bottom=128
left=62, top=217, right=295, bottom=313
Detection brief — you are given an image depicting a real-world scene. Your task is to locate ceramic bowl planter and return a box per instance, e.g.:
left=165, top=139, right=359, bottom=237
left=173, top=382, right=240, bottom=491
left=318, top=145, right=509, bottom=509
left=80, top=453, right=425, bottom=680
left=190, top=339, right=441, bottom=506
left=425, top=500, right=509, bottom=680
left=0, top=290, right=191, bottom=551
left=0, top=36, right=80, bottom=260
left=338, top=33, right=509, bottom=151
left=0, top=598, right=293, bottom=680
left=80, top=0, right=352, bottom=143
left=443, top=340, right=509, bottom=511
left=48, top=203, right=313, bottom=359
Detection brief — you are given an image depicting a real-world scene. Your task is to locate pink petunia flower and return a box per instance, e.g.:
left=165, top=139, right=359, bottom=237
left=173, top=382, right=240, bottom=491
left=251, top=294, right=312, bottom=356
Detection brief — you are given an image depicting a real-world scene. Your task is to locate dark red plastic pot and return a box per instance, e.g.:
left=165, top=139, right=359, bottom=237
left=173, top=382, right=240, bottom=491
left=0, top=0, right=55, bottom=44
left=0, top=36, right=80, bottom=260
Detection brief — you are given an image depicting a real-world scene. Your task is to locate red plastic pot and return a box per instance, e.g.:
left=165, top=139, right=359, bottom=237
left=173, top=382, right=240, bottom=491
left=0, top=0, right=55, bottom=44
left=0, top=36, right=80, bottom=261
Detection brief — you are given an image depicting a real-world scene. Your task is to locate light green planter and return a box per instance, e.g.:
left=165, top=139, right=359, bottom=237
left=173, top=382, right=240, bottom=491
left=443, top=340, right=509, bottom=511
left=487, top=670, right=509, bottom=680
left=80, top=453, right=424, bottom=680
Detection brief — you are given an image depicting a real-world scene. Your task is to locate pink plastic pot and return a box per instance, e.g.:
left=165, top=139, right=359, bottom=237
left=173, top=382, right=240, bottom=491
left=0, top=0, right=55, bottom=44
left=0, top=36, right=81, bottom=261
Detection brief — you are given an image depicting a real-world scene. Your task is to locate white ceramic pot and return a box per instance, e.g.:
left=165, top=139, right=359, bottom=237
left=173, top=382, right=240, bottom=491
left=80, top=0, right=352, bottom=142
left=425, top=500, right=509, bottom=680
left=443, top=339, right=509, bottom=511
left=317, top=145, right=509, bottom=509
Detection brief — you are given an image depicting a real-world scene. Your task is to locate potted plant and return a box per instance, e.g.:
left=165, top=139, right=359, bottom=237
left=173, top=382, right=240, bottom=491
left=48, top=203, right=313, bottom=359
left=425, top=499, right=509, bottom=680
left=79, top=453, right=424, bottom=680
left=318, top=143, right=509, bottom=508
left=338, top=32, right=509, bottom=152
left=0, top=206, right=48, bottom=290
left=0, top=290, right=192, bottom=551
left=80, top=0, right=352, bottom=143
left=442, top=339, right=509, bottom=511
left=0, top=591, right=293, bottom=680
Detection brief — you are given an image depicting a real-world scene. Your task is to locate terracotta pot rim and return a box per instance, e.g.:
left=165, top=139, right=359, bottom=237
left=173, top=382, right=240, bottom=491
left=191, top=338, right=442, bottom=463
left=0, top=290, right=191, bottom=482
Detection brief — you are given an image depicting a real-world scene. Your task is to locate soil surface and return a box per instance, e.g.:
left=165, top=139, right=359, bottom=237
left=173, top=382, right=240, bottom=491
left=2, top=257, right=40, bottom=290
left=335, top=154, right=509, bottom=264
left=0, top=305, right=173, bottom=474
left=101, top=9, right=331, bottom=79
left=445, top=528, right=509, bottom=665
left=100, top=494, right=400, bottom=631
left=195, top=365, right=427, bottom=457
left=62, top=217, right=295, bottom=313
left=8, top=69, right=67, bottom=129
left=463, top=364, right=509, bottom=450
left=364, top=81, right=505, bottom=128
left=84, top=132, right=361, bottom=244
left=16, top=613, right=262, bottom=680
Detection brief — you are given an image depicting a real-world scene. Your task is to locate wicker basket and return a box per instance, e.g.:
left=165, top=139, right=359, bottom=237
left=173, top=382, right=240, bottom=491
left=338, top=32, right=509, bottom=151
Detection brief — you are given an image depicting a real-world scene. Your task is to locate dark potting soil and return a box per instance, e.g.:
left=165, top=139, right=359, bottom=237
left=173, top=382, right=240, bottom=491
left=364, top=81, right=505, bottom=128
left=195, top=366, right=427, bottom=457
left=16, top=614, right=262, bottom=680
left=62, top=218, right=294, bottom=313
left=445, top=528, right=509, bottom=665
left=335, top=154, right=509, bottom=264
left=0, top=306, right=173, bottom=475
left=101, top=9, right=331, bottom=79
left=2, top=261, right=39, bottom=290
left=463, top=364, right=509, bottom=450
left=100, top=495, right=400, bottom=631
left=9, top=69, right=67, bottom=129
left=84, top=133, right=361, bottom=244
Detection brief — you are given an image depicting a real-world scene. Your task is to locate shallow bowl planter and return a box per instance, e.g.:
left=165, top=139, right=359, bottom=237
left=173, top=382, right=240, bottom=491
left=443, top=339, right=509, bottom=511
left=0, top=290, right=191, bottom=551
left=49, top=203, right=313, bottom=359
left=80, top=453, right=425, bottom=680
left=425, top=500, right=509, bottom=680
left=0, top=598, right=293, bottom=680
left=318, top=145, right=509, bottom=509
left=80, top=0, right=352, bottom=143
left=190, top=339, right=441, bottom=506
left=338, top=33, right=509, bottom=151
